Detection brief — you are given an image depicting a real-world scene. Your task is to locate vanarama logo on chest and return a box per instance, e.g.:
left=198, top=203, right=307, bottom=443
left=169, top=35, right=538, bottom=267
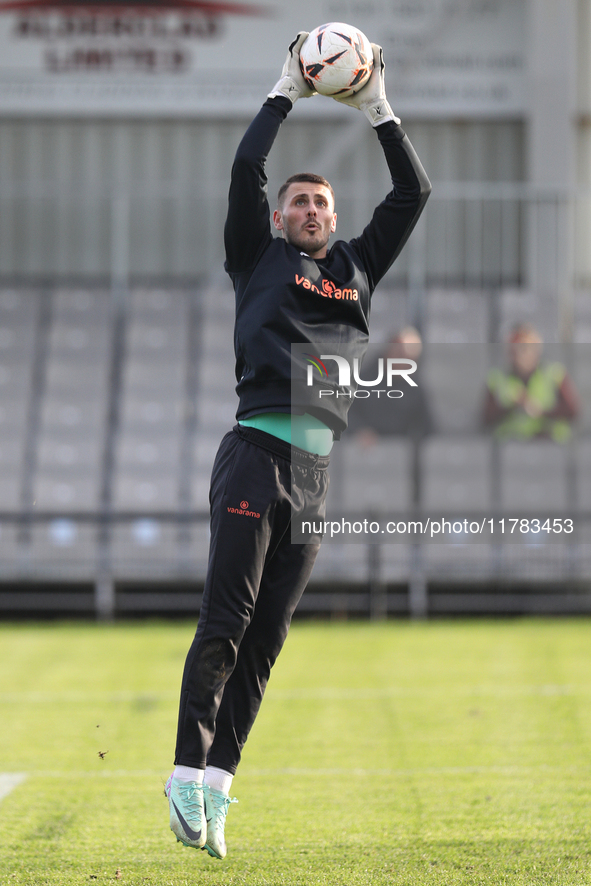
left=295, top=274, right=358, bottom=301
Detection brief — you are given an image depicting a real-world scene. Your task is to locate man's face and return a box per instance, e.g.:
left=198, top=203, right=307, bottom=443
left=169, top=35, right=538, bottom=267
left=510, top=334, right=542, bottom=377
left=273, top=183, right=337, bottom=259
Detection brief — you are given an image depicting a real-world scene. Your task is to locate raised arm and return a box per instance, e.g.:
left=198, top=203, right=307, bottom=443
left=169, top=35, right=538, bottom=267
left=224, top=33, right=316, bottom=274
left=332, top=44, right=431, bottom=289
left=351, top=120, right=431, bottom=289
left=223, top=97, right=289, bottom=274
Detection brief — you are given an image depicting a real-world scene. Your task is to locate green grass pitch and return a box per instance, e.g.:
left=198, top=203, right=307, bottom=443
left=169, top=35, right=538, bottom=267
left=1, top=618, right=591, bottom=885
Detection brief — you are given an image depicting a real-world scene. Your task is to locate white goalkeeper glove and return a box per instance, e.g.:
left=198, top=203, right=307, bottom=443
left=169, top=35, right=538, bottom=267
left=333, top=44, right=400, bottom=126
left=268, top=32, right=316, bottom=103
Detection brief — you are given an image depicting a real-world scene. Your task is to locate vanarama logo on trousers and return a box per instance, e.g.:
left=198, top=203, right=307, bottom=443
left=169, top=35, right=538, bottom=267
left=227, top=500, right=260, bottom=518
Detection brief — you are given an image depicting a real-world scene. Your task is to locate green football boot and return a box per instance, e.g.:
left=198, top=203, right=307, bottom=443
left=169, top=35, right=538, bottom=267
left=166, top=774, right=207, bottom=849
left=203, top=785, right=238, bottom=859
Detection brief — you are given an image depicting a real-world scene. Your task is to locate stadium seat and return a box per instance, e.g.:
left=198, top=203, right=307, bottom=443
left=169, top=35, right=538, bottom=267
left=115, top=292, right=187, bottom=516
left=0, top=322, right=36, bottom=364
left=48, top=319, right=110, bottom=359
left=0, top=287, right=35, bottom=310
left=40, top=396, right=106, bottom=432
left=574, top=439, right=591, bottom=512
left=423, top=541, right=494, bottom=578
left=499, top=441, right=569, bottom=511
left=110, top=519, right=183, bottom=578
left=111, top=470, right=180, bottom=512
left=0, top=397, right=28, bottom=432
left=28, top=520, right=98, bottom=579
left=421, top=437, right=492, bottom=512
left=0, top=437, right=26, bottom=471
left=338, top=437, right=412, bottom=512
left=499, top=539, right=575, bottom=580
left=421, top=343, right=488, bottom=434
left=377, top=542, right=411, bottom=582
left=311, top=541, right=371, bottom=583
left=115, top=432, right=181, bottom=470
left=32, top=471, right=102, bottom=512
left=424, top=289, right=488, bottom=343
left=0, top=361, right=34, bottom=398
left=572, top=343, right=591, bottom=433
left=0, top=475, right=23, bottom=512
left=118, top=395, right=184, bottom=430
left=37, top=432, right=104, bottom=470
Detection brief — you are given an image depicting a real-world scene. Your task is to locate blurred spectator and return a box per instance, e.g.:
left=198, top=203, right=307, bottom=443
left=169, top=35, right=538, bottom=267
left=349, top=326, right=435, bottom=446
left=483, top=323, right=579, bottom=442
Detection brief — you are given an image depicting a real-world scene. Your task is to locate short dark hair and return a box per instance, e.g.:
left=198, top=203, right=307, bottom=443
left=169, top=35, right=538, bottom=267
left=277, top=173, right=335, bottom=209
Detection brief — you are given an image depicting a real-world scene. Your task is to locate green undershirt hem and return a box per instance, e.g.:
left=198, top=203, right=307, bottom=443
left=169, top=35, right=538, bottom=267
left=238, top=412, right=333, bottom=456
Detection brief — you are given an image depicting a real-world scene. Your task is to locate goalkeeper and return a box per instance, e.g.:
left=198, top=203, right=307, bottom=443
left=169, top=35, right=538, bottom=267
left=166, top=33, right=431, bottom=859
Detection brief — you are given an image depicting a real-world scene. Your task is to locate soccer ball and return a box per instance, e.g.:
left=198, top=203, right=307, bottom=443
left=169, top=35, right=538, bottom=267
left=299, top=22, right=374, bottom=98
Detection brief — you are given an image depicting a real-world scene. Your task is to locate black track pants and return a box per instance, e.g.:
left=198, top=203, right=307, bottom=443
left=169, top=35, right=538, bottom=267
left=174, top=424, right=330, bottom=774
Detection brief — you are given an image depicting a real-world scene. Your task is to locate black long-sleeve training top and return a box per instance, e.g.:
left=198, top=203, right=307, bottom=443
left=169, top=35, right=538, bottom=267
left=224, top=95, right=431, bottom=437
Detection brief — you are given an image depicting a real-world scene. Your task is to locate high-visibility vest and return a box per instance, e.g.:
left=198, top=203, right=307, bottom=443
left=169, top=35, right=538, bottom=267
left=486, top=363, right=572, bottom=442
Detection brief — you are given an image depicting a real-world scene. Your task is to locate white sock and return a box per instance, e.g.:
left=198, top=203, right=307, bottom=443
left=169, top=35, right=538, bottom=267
left=204, top=765, right=234, bottom=796
left=173, top=765, right=204, bottom=784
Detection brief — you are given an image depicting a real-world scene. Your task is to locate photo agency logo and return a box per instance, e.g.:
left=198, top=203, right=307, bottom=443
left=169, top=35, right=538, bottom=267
left=304, top=351, right=418, bottom=400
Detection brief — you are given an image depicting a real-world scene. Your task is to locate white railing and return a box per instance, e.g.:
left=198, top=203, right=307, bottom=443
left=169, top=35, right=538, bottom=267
left=0, top=184, right=586, bottom=301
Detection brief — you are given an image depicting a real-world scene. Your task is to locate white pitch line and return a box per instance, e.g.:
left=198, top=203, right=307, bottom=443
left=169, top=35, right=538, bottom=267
left=0, top=773, right=27, bottom=802
left=266, top=684, right=578, bottom=700
left=21, top=770, right=168, bottom=779
left=0, top=685, right=580, bottom=703
left=0, top=690, right=179, bottom=703
left=13, top=764, right=591, bottom=780
left=241, top=764, right=591, bottom=778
